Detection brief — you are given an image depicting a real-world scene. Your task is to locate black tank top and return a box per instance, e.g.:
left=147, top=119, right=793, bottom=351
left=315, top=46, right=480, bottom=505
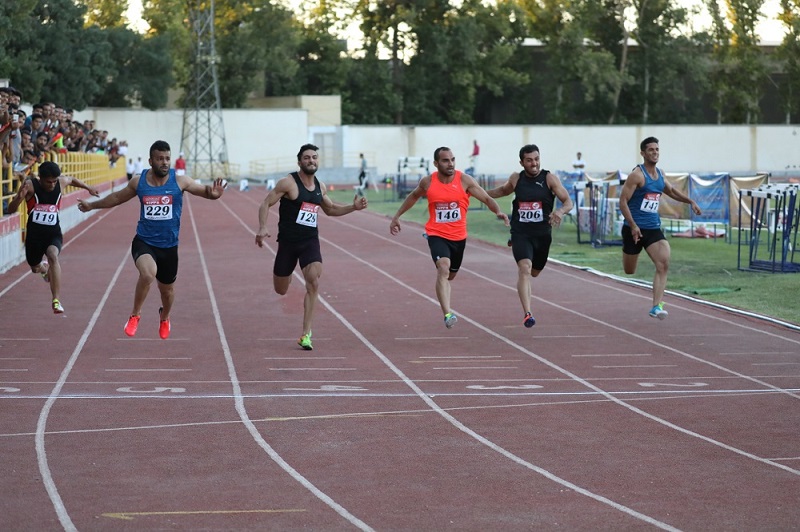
left=511, top=169, right=554, bottom=235
left=277, top=172, right=322, bottom=242
left=26, top=178, right=63, bottom=236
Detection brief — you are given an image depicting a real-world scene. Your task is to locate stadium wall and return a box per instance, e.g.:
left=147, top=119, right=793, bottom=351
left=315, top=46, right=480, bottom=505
left=72, top=108, right=799, bottom=182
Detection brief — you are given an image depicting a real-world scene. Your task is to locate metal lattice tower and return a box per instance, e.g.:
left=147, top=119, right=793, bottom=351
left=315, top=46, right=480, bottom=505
left=181, top=0, right=229, bottom=181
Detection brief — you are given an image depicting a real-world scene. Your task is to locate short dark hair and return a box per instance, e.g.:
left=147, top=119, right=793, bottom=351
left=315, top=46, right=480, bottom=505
left=297, top=143, right=319, bottom=161
left=640, top=136, right=659, bottom=152
left=433, top=146, right=451, bottom=161
left=150, top=140, right=171, bottom=157
left=39, top=161, right=61, bottom=179
left=519, top=144, right=540, bottom=161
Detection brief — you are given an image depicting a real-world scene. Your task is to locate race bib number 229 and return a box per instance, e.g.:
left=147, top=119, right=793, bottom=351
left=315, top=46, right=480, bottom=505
left=143, top=195, right=173, bottom=220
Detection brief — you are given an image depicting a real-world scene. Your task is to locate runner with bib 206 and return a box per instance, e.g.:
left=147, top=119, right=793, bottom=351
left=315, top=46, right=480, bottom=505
left=487, top=144, right=573, bottom=328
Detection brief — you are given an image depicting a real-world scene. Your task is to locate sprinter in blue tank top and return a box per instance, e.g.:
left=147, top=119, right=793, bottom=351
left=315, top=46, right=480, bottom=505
left=619, top=137, right=701, bottom=320
left=78, top=140, right=227, bottom=339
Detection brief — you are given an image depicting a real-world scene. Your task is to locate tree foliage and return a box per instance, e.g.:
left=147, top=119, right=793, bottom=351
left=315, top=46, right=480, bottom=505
left=776, top=0, right=800, bottom=122
left=1, top=0, right=791, bottom=124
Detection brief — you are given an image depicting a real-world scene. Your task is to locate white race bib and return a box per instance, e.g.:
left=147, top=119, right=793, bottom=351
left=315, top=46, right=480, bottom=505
left=434, top=201, right=461, bottom=223
left=640, top=192, right=661, bottom=214
left=517, top=201, right=543, bottom=223
left=143, top=195, right=174, bottom=220
left=31, top=204, right=58, bottom=226
left=296, top=201, right=319, bottom=227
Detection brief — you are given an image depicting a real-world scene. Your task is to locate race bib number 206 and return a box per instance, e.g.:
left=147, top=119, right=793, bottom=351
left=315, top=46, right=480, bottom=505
left=143, top=195, right=173, bottom=220
left=517, top=201, right=543, bottom=222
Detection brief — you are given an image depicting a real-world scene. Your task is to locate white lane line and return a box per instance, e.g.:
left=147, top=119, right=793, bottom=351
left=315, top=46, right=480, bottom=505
left=395, top=336, right=470, bottom=340
left=594, top=365, right=678, bottom=369
left=0, top=357, right=37, bottom=360
left=4, top=388, right=797, bottom=441
left=110, top=357, right=192, bottom=360
left=0, top=369, right=28, bottom=372
left=0, top=339, right=49, bottom=341
left=104, top=369, right=192, bottom=372
left=323, top=219, right=800, bottom=476
left=531, top=335, right=605, bottom=338
left=573, top=354, right=652, bottom=357
left=669, top=333, right=742, bottom=337
left=419, top=356, right=502, bottom=359
left=265, top=357, right=346, bottom=360
left=7, top=387, right=800, bottom=402
left=269, top=368, right=357, bottom=371
left=719, top=351, right=797, bottom=355
left=115, top=338, right=189, bottom=341
left=751, top=362, right=800, bottom=366
left=194, top=201, right=374, bottom=532
left=36, top=245, right=130, bottom=532
left=257, top=338, right=331, bottom=341
left=433, top=367, right=518, bottom=370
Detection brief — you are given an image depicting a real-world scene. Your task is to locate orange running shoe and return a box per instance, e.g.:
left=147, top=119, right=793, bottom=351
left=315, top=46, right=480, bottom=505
left=158, top=307, right=170, bottom=340
left=124, top=314, right=140, bottom=337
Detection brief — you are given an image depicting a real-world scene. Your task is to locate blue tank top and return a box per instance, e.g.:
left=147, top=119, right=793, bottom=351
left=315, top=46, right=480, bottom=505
left=136, top=169, right=183, bottom=248
left=625, top=164, right=664, bottom=230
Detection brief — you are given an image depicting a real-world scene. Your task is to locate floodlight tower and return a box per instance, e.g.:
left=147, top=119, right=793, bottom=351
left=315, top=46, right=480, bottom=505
left=181, top=0, right=229, bottom=181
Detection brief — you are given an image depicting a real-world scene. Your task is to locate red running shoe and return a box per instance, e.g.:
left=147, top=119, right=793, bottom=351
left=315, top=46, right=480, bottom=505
left=158, top=307, right=170, bottom=339
left=124, top=314, right=140, bottom=337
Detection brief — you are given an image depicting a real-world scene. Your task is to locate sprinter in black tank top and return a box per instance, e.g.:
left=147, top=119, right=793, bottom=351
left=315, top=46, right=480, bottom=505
left=255, top=143, right=368, bottom=351
left=6, top=161, right=99, bottom=314
left=487, top=144, right=573, bottom=328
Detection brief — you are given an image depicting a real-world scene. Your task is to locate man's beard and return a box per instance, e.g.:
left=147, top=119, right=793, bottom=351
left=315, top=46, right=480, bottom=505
left=152, top=166, right=169, bottom=178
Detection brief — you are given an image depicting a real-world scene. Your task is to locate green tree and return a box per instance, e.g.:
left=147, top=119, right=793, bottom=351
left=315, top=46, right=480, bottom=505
left=708, top=0, right=769, bottom=123
left=518, top=0, right=623, bottom=124
left=81, top=0, right=128, bottom=29
left=92, top=28, right=173, bottom=109
left=0, top=0, right=47, bottom=101
left=623, top=0, right=711, bottom=124
left=776, top=0, right=800, bottom=122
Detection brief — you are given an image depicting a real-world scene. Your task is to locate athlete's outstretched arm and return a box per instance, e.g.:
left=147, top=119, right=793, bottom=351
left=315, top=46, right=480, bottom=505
left=464, top=174, right=510, bottom=226
left=78, top=177, right=138, bottom=212
left=390, top=176, right=430, bottom=235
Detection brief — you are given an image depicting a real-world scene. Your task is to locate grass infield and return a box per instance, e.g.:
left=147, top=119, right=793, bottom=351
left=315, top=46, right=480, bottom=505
left=329, top=187, right=800, bottom=326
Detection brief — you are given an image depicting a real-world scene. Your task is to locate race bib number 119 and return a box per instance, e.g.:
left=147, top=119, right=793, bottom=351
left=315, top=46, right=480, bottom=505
left=31, top=204, right=58, bottom=226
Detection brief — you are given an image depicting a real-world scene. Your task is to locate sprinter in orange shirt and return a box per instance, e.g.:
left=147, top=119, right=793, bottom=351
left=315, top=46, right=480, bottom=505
left=390, top=146, right=509, bottom=328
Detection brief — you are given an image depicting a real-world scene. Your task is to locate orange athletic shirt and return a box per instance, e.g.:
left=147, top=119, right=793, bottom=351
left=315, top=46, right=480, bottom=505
left=424, top=171, right=470, bottom=241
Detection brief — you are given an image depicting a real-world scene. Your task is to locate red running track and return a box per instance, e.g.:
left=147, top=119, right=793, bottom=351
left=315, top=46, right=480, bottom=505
left=1, top=187, right=799, bottom=531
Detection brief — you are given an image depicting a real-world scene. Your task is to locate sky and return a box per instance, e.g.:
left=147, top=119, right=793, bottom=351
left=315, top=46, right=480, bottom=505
left=123, top=0, right=788, bottom=44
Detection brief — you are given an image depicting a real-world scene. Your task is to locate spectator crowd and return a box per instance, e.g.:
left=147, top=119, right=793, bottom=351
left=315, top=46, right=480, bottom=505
left=1, top=85, right=128, bottom=214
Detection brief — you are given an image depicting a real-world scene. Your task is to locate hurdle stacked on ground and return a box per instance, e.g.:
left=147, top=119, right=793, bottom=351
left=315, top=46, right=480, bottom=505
left=573, top=177, right=624, bottom=248
left=738, top=183, right=800, bottom=273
